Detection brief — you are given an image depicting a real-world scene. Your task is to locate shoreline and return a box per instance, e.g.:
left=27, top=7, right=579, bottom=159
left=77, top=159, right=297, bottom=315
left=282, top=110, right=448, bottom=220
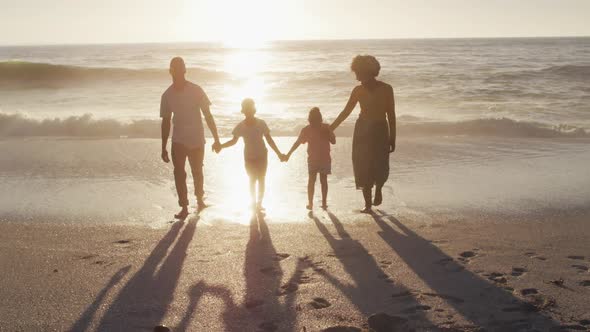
left=1, top=209, right=589, bottom=331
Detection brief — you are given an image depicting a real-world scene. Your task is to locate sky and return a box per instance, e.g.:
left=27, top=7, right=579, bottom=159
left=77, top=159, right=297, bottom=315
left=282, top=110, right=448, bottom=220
left=1, top=0, right=589, bottom=45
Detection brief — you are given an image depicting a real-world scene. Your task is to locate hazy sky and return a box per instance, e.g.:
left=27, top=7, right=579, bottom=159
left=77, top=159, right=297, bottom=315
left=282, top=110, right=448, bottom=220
left=1, top=0, right=589, bottom=45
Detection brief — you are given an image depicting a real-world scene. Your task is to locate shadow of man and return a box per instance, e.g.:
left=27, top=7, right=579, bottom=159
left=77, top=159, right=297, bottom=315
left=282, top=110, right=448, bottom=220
left=87, top=218, right=197, bottom=331
left=371, top=210, right=561, bottom=330
left=310, top=211, right=435, bottom=331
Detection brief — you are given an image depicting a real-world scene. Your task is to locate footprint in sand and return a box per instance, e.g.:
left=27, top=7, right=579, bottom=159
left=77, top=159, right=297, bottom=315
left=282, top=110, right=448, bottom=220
left=277, top=282, right=298, bottom=296
left=579, top=280, right=590, bottom=287
left=487, top=272, right=508, bottom=284
left=524, top=251, right=547, bottom=261
left=379, top=260, right=393, bottom=269
left=80, top=254, right=98, bottom=260
left=511, top=267, right=528, bottom=277
left=568, top=255, right=585, bottom=260
left=520, top=288, right=539, bottom=296
left=309, top=297, right=331, bottom=309
left=572, top=264, right=589, bottom=272
left=457, top=250, right=479, bottom=265
left=114, top=240, right=132, bottom=248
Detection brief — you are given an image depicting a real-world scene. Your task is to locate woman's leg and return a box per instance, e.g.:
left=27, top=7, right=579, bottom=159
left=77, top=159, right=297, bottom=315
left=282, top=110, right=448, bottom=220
left=307, top=172, right=317, bottom=210
left=374, top=183, right=383, bottom=206
left=320, top=173, right=328, bottom=209
left=361, top=187, right=373, bottom=213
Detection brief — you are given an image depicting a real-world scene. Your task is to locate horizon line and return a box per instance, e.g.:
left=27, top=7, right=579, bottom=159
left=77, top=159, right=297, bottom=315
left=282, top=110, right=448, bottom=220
left=1, top=35, right=589, bottom=48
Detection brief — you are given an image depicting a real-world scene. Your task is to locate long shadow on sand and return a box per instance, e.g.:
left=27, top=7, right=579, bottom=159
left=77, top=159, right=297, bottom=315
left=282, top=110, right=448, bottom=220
left=371, top=209, right=561, bottom=331
left=69, top=265, right=131, bottom=332
left=310, top=211, right=435, bottom=330
left=79, top=217, right=198, bottom=331
left=174, top=211, right=301, bottom=331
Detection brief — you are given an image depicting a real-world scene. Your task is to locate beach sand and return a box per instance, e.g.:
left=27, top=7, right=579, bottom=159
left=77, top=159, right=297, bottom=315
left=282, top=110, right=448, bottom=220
left=1, top=209, right=589, bottom=331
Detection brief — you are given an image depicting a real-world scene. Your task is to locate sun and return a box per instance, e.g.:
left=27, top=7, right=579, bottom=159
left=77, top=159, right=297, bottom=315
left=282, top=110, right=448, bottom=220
left=198, top=0, right=275, bottom=48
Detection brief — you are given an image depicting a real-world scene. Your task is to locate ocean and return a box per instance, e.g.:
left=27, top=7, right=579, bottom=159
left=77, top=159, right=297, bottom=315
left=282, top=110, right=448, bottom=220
left=0, top=38, right=589, bottom=225
left=1, top=37, right=589, bottom=136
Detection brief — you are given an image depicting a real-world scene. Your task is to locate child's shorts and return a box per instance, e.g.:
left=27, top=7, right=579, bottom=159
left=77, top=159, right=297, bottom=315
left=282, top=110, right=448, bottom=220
left=308, top=160, right=331, bottom=175
left=245, top=157, right=268, bottom=178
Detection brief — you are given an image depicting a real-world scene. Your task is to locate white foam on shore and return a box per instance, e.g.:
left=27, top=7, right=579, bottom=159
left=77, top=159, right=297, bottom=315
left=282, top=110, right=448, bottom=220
left=0, top=137, right=589, bottom=226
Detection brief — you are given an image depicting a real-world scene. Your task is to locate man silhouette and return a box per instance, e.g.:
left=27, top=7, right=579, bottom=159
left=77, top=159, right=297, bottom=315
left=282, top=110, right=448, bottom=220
left=160, top=57, right=221, bottom=219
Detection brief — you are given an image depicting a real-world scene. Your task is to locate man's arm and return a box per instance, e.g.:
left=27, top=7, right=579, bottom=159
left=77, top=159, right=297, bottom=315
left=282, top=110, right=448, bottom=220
left=201, top=105, right=221, bottom=150
left=219, top=136, right=239, bottom=150
left=330, top=87, right=359, bottom=131
left=161, top=116, right=171, bottom=163
left=387, top=86, right=396, bottom=153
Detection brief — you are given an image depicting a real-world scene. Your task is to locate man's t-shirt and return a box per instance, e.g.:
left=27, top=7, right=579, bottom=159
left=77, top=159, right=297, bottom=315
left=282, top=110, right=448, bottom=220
left=298, top=123, right=333, bottom=164
left=232, top=118, right=270, bottom=160
left=160, top=81, right=211, bottom=148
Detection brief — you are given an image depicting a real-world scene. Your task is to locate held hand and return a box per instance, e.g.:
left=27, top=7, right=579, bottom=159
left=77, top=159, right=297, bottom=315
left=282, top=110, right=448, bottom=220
left=280, top=153, right=289, bottom=162
left=161, top=149, right=170, bottom=163
left=212, top=142, right=221, bottom=153
left=389, top=140, right=396, bottom=153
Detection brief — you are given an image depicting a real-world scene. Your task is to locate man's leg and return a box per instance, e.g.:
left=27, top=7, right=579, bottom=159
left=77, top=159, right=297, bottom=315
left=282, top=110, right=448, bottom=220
left=320, top=173, right=328, bottom=209
left=171, top=143, right=189, bottom=218
left=307, top=172, right=317, bottom=210
left=188, top=146, right=205, bottom=209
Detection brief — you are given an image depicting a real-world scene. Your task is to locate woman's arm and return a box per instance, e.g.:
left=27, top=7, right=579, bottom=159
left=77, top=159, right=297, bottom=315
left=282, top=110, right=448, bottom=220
left=386, top=86, right=396, bottom=153
left=330, top=87, right=359, bottom=131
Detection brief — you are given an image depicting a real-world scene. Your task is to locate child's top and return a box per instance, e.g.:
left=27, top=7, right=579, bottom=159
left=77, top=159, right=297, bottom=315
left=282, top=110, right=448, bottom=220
left=232, top=118, right=270, bottom=160
left=298, top=123, right=334, bottom=164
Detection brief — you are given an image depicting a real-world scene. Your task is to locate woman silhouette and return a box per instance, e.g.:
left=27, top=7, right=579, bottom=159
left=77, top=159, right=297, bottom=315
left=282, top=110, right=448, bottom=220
left=330, top=55, right=396, bottom=213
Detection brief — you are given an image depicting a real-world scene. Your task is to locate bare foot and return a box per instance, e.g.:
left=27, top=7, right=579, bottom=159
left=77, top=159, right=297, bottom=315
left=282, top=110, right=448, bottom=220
left=174, top=208, right=189, bottom=219
left=373, top=189, right=383, bottom=206
left=306, top=204, right=313, bottom=210
left=321, top=204, right=328, bottom=210
left=257, top=203, right=266, bottom=211
left=197, top=200, right=208, bottom=212
left=360, top=207, right=373, bottom=214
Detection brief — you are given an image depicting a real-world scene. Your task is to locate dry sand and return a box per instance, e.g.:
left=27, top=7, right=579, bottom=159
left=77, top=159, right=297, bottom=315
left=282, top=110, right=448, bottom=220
left=1, top=209, right=589, bottom=332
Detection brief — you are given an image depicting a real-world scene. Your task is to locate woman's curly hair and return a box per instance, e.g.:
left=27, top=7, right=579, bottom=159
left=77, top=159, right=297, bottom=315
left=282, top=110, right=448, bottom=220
left=350, top=55, right=381, bottom=78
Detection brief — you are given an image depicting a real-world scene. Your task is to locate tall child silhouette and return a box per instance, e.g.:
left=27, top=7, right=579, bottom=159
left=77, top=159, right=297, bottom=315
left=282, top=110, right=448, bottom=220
left=216, top=99, right=284, bottom=210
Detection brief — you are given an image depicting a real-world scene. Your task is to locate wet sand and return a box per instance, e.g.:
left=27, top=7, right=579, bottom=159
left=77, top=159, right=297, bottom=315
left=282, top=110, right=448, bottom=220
left=1, top=209, right=589, bottom=331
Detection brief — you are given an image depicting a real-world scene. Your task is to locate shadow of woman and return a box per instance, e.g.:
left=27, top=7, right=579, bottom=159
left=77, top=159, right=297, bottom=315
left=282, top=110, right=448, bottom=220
left=89, top=217, right=198, bottom=331
left=370, top=210, right=561, bottom=330
left=310, top=211, right=436, bottom=330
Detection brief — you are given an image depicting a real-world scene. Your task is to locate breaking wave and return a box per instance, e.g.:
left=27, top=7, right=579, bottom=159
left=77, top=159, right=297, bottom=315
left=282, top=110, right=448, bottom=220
left=0, top=113, right=586, bottom=138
